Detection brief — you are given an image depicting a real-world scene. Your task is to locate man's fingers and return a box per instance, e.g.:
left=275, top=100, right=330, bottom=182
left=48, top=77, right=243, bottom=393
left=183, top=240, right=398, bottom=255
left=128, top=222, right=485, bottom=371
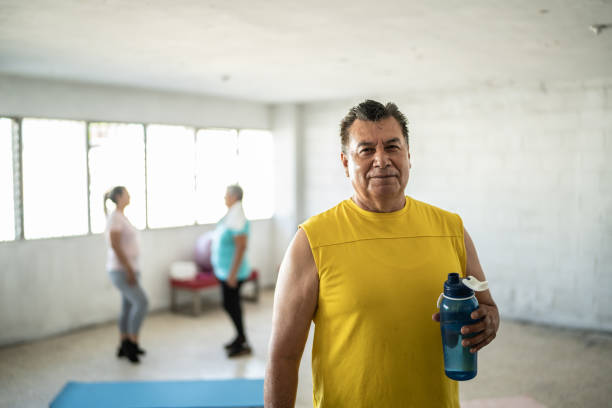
left=465, top=314, right=496, bottom=336
left=464, top=328, right=497, bottom=352
left=432, top=313, right=440, bottom=322
left=470, top=305, right=490, bottom=320
left=463, top=332, right=486, bottom=349
left=461, top=321, right=485, bottom=335
left=462, top=331, right=486, bottom=347
left=469, top=333, right=496, bottom=353
left=459, top=304, right=499, bottom=352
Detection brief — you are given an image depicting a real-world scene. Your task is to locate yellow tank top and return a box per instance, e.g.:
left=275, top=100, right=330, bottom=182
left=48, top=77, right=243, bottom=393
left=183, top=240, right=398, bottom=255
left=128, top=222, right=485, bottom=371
left=300, top=196, right=466, bottom=408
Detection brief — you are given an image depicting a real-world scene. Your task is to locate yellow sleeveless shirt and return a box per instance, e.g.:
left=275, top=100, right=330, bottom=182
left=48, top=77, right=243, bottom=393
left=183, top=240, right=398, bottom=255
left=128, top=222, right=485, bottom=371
left=300, top=196, right=466, bottom=407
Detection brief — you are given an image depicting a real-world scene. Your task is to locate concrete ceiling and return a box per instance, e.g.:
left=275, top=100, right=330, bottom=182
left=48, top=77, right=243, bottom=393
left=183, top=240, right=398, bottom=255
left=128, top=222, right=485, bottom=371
left=1, top=0, right=611, bottom=103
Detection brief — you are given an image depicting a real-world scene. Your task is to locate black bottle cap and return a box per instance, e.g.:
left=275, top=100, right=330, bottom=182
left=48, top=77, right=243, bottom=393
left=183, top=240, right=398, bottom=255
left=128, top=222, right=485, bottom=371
left=444, top=273, right=474, bottom=298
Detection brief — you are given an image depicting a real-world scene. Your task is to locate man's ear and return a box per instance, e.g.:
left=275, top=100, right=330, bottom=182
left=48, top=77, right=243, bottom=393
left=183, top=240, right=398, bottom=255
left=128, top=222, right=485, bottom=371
left=408, top=151, right=412, bottom=169
left=340, top=151, right=350, bottom=177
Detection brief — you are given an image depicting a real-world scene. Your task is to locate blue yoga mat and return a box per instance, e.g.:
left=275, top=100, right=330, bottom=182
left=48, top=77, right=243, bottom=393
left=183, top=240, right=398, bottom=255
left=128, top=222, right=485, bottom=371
left=50, top=379, right=264, bottom=408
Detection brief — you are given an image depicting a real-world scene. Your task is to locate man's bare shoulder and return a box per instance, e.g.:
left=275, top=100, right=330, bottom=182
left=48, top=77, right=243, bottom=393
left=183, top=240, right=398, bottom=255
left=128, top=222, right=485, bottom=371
left=283, top=228, right=317, bottom=276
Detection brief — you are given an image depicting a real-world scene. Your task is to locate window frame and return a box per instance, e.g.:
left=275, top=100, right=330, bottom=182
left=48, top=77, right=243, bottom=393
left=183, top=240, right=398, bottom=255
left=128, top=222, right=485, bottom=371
left=0, top=114, right=274, bottom=242
left=0, top=117, right=21, bottom=241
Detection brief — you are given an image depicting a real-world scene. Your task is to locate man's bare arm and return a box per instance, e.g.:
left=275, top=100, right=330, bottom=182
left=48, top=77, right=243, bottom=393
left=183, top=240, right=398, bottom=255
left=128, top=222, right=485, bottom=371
left=461, top=227, right=500, bottom=352
left=431, top=227, right=500, bottom=352
left=264, top=228, right=318, bottom=407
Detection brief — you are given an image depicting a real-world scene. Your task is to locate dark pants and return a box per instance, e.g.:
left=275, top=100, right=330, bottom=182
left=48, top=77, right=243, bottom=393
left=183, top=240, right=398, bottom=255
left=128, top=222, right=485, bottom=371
left=221, top=280, right=246, bottom=340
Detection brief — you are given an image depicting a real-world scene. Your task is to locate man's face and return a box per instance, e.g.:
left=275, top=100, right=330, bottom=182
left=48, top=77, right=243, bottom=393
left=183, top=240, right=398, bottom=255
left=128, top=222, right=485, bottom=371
left=341, top=117, right=411, bottom=203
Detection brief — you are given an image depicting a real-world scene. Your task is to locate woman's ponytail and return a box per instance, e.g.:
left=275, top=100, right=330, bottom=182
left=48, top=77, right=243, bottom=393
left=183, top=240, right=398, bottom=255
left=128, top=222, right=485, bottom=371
left=103, top=191, right=111, bottom=215
left=104, top=186, right=126, bottom=215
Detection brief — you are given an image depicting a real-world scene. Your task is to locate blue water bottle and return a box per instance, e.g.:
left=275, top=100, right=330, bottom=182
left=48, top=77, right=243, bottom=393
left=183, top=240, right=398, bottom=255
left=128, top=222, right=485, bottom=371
left=437, top=273, right=487, bottom=381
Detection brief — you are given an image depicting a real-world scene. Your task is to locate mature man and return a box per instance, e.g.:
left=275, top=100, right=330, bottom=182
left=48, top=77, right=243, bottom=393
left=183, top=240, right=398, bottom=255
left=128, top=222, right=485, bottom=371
left=265, top=100, right=499, bottom=407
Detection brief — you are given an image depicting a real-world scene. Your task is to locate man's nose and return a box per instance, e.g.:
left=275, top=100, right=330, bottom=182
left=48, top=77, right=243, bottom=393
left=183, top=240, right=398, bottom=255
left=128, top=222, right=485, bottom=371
left=373, top=148, right=391, bottom=167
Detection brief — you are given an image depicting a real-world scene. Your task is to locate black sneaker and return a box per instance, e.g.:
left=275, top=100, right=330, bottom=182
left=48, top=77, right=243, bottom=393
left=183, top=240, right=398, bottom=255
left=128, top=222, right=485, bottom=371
left=227, top=342, right=252, bottom=358
left=122, top=339, right=140, bottom=364
left=118, top=340, right=145, bottom=357
left=224, top=336, right=245, bottom=350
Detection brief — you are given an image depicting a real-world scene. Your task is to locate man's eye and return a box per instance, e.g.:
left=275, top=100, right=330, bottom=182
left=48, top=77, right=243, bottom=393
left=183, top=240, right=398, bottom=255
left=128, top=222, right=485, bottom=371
left=360, top=148, right=374, bottom=154
left=386, top=145, right=400, bottom=151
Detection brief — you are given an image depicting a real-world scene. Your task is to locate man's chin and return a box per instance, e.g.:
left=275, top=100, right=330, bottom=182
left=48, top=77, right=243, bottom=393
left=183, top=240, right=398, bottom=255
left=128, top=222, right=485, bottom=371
left=368, top=184, right=402, bottom=197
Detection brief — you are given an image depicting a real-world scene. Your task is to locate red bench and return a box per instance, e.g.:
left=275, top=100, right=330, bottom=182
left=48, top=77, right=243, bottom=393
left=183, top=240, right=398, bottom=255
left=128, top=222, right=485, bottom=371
left=170, top=269, right=260, bottom=316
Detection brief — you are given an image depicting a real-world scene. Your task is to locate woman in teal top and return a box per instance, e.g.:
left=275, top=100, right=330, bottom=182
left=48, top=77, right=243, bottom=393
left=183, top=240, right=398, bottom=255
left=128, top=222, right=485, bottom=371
left=211, top=184, right=251, bottom=357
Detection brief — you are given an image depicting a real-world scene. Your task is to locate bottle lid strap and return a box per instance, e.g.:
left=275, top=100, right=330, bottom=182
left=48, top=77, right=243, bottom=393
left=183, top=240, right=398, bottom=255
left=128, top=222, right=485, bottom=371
left=462, top=276, right=489, bottom=291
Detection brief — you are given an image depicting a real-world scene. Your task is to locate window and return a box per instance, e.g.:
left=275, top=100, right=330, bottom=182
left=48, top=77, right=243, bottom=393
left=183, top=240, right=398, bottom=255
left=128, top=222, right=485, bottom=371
left=2, top=115, right=275, bottom=242
left=238, top=130, right=274, bottom=220
left=21, top=119, right=88, bottom=239
left=195, top=129, right=239, bottom=224
left=146, top=124, right=196, bottom=228
left=195, top=129, right=274, bottom=223
left=0, top=118, right=15, bottom=241
left=88, top=123, right=146, bottom=233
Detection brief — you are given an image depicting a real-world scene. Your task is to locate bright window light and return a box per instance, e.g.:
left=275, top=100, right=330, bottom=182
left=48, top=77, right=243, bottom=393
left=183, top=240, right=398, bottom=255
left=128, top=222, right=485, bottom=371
left=195, top=129, right=239, bottom=224
left=22, top=119, right=88, bottom=239
left=238, top=130, right=275, bottom=220
left=0, top=118, right=15, bottom=241
left=89, top=123, right=146, bottom=233
left=146, top=124, right=196, bottom=228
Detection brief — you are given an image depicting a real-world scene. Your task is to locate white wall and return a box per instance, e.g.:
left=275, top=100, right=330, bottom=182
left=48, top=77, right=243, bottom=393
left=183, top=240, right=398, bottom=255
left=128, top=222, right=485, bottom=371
left=0, top=76, right=275, bottom=346
left=0, top=74, right=269, bottom=129
left=296, top=79, right=612, bottom=332
left=269, top=105, right=300, bottom=280
left=0, top=222, right=272, bottom=345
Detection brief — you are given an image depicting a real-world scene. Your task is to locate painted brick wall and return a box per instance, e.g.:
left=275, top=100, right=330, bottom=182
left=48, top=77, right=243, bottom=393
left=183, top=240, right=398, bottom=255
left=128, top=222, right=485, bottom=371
left=298, top=79, right=612, bottom=331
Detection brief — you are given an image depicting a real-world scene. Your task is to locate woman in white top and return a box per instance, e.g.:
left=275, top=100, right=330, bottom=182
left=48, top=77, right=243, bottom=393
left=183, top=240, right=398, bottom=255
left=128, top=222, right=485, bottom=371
left=104, top=186, right=148, bottom=364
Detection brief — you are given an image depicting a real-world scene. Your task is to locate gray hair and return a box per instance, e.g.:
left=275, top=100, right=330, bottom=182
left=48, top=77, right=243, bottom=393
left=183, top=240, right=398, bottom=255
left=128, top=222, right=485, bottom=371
left=339, top=99, right=409, bottom=153
left=226, top=184, right=243, bottom=201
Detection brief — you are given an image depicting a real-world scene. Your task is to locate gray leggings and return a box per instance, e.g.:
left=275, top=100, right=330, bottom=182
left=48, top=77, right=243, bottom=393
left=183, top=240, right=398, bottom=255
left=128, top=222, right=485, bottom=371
left=108, top=270, right=149, bottom=335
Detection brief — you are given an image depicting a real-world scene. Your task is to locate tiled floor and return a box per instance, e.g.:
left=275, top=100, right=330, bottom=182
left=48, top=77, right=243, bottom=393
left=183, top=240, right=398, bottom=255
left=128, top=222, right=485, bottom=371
left=1, top=289, right=611, bottom=408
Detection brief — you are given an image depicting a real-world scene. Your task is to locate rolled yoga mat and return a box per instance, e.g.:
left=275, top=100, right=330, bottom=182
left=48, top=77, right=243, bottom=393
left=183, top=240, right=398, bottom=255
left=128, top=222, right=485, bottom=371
left=50, top=378, right=264, bottom=408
